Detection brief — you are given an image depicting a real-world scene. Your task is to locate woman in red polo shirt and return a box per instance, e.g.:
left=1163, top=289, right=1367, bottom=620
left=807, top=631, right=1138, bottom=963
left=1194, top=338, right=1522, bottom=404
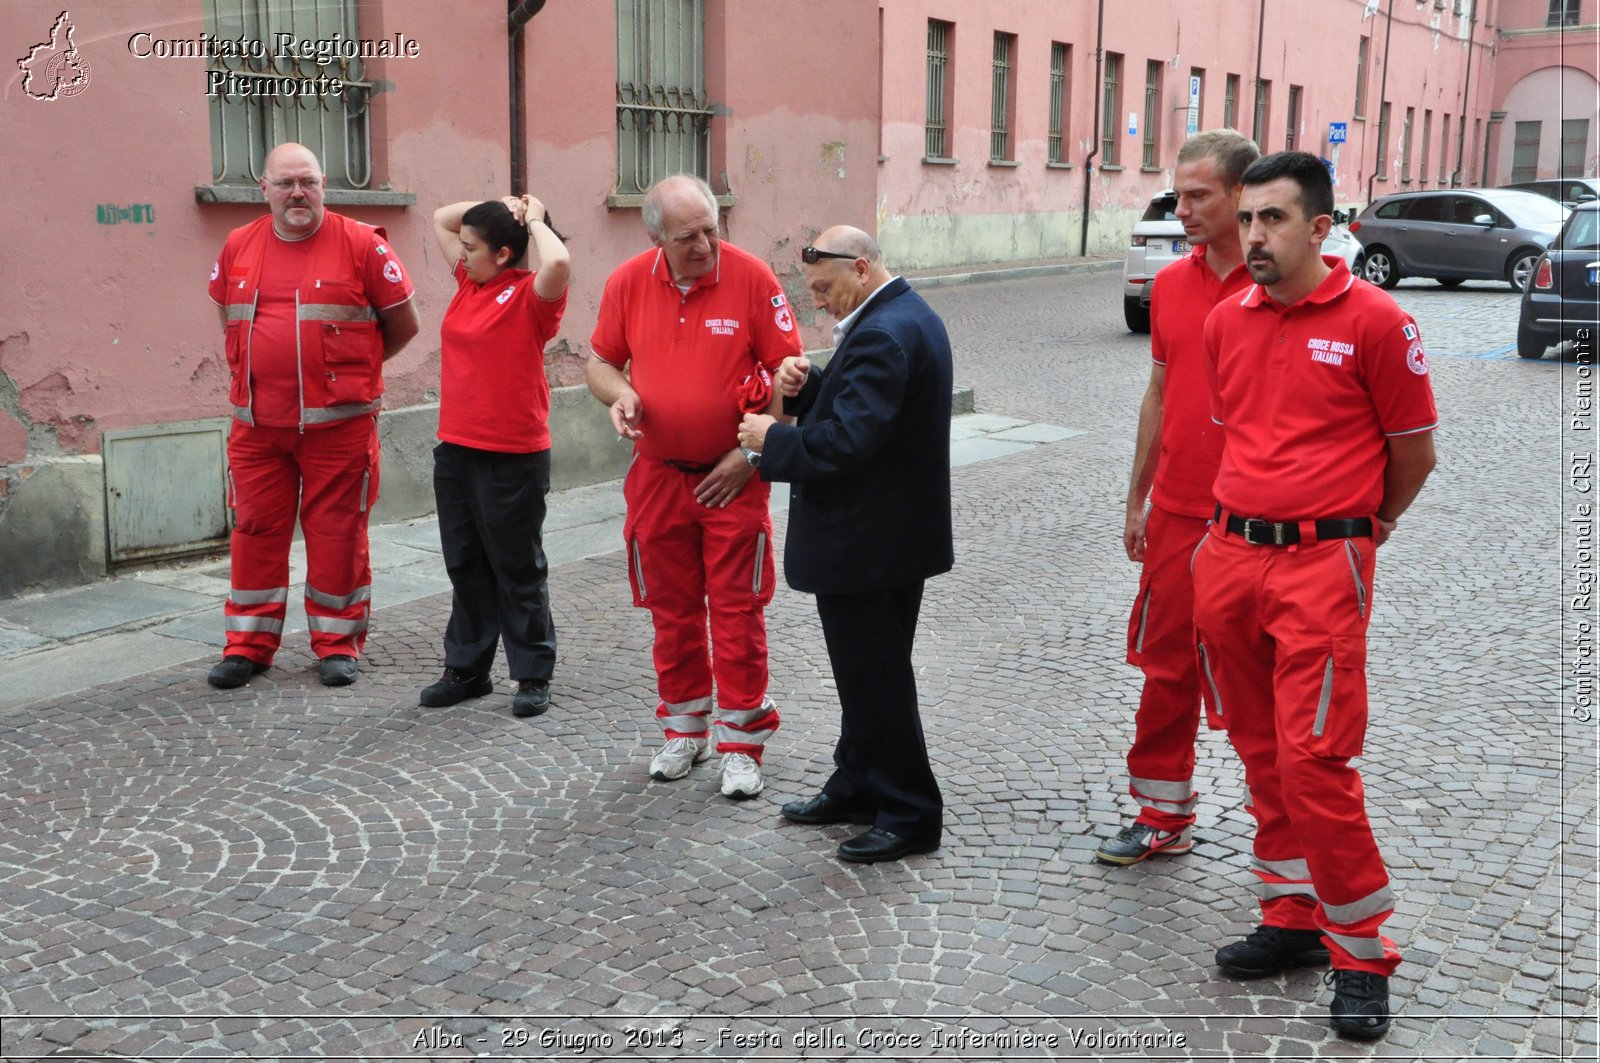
left=420, top=194, right=571, bottom=718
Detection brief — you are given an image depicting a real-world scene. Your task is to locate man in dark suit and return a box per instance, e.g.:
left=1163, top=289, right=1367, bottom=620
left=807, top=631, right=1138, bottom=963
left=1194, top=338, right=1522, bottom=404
left=737, top=225, right=953, bottom=864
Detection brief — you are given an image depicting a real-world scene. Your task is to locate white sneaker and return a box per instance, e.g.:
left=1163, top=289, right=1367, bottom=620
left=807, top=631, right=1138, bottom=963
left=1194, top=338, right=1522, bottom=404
left=719, top=752, right=763, bottom=799
left=649, top=736, right=709, bottom=781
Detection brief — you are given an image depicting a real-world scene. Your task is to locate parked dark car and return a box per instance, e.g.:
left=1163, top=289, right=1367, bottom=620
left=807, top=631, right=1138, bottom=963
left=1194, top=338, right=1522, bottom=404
left=1517, top=201, right=1600, bottom=360
left=1500, top=177, right=1600, bottom=209
left=1350, top=188, right=1568, bottom=291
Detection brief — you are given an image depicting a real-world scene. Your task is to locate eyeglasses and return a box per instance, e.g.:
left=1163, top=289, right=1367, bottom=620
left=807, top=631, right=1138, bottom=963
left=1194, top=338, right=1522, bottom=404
left=801, top=246, right=856, bottom=264
left=267, top=178, right=322, bottom=192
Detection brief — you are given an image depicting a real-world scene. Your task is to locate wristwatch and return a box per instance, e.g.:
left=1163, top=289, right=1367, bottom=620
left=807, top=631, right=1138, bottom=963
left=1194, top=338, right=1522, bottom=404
left=739, top=446, right=761, bottom=468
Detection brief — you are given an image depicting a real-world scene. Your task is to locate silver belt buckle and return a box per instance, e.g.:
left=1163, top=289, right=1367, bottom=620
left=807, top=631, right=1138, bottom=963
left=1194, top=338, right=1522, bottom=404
left=1242, top=518, right=1285, bottom=545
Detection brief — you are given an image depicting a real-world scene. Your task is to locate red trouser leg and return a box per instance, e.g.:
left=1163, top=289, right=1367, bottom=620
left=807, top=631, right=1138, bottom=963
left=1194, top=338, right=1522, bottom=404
left=297, top=416, right=379, bottom=659
left=223, top=422, right=297, bottom=664
left=626, top=460, right=712, bottom=741
left=1124, top=506, right=1211, bottom=831
left=1193, top=530, right=1401, bottom=976
left=702, top=482, right=778, bottom=761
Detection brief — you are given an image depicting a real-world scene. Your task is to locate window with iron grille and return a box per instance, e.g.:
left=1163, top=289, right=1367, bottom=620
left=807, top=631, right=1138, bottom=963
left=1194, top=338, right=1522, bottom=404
left=1401, top=107, right=1414, bottom=181
left=616, top=0, right=710, bottom=196
left=991, top=32, right=1016, bottom=161
left=1420, top=110, right=1432, bottom=184
left=1048, top=42, right=1070, bottom=163
left=1471, top=117, right=1482, bottom=182
left=1285, top=85, right=1301, bottom=151
left=1101, top=52, right=1122, bottom=165
left=1354, top=36, right=1369, bottom=118
left=1377, top=102, right=1391, bottom=171
left=1511, top=121, right=1542, bottom=181
left=1440, top=113, right=1451, bottom=183
left=1140, top=60, right=1163, bottom=168
left=1223, top=73, right=1239, bottom=130
left=207, top=0, right=372, bottom=189
left=1547, top=0, right=1582, bottom=27
left=1561, top=118, right=1590, bottom=176
left=1252, top=78, right=1271, bottom=148
left=926, top=20, right=953, bottom=159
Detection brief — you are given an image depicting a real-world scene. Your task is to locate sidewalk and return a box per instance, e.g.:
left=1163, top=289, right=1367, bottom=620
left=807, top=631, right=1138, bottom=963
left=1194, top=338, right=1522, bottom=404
left=0, top=411, right=1083, bottom=712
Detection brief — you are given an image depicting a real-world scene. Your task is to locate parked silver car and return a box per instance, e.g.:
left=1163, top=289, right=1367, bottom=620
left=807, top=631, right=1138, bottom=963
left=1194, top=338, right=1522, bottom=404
left=1349, top=188, right=1568, bottom=291
left=1499, top=177, right=1600, bottom=209
left=1122, top=191, right=1362, bottom=333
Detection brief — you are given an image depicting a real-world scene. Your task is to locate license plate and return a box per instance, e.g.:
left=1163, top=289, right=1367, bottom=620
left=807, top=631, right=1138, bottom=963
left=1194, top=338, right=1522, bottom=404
left=1172, top=240, right=1190, bottom=254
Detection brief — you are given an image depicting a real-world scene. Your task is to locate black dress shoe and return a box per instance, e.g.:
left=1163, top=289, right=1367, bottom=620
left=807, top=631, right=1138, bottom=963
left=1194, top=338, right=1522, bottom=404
left=208, top=655, right=268, bottom=689
left=316, top=655, right=358, bottom=687
left=512, top=680, right=550, bottom=718
left=837, top=827, right=940, bottom=864
left=780, top=793, right=872, bottom=825
left=420, top=667, right=494, bottom=707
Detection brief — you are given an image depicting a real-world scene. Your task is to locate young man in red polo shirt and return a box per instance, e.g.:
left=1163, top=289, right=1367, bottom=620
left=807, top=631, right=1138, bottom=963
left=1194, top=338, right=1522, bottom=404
left=1194, top=151, right=1437, bottom=1039
left=1097, top=130, right=1259, bottom=867
left=587, top=174, right=801, bottom=800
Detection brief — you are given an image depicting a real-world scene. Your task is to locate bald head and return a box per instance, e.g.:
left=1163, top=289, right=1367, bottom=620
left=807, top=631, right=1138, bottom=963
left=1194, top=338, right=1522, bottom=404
left=260, top=142, right=326, bottom=239
left=803, top=224, right=892, bottom=320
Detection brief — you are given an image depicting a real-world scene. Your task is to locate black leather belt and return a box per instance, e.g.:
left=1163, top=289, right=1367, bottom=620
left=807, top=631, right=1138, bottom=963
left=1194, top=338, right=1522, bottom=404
left=663, top=458, right=717, bottom=475
left=1216, top=506, right=1373, bottom=546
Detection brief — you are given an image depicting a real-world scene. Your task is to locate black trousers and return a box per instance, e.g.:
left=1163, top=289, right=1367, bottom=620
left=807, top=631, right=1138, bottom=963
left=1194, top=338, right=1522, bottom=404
left=433, top=442, right=554, bottom=682
left=815, top=581, right=942, bottom=843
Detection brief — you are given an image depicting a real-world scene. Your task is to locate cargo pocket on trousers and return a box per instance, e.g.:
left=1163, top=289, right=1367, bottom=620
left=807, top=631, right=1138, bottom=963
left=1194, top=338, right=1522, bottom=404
left=1310, top=635, right=1369, bottom=758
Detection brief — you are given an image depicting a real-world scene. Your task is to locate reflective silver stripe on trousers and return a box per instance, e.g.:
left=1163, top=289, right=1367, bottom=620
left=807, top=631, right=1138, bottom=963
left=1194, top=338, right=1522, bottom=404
left=1313, top=655, right=1335, bottom=737
left=1252, top=856, right=1313, bottom=881
left=752, top=532, right=766, bottom=596
left=714, top=699, right=775, bottom=728
left=631, top=540, right=647, bottom=599
left=297, top=303, right=378, bottom=322
left=302, top=399, right=382, bottom=425
left=1198, top=642, right=1225, bottom=719
left=659, top=696, right=711, bottom=733
left=232, top=407, right=256, bottom=426
left=1131, top=776, right=1195, bottom=802
left=1343, top=540, right=1367, bottom=618
left=1322, top=884, right=1395, bottom=926
left=229, top=586, right=289, bottom=607
left=714, top=722, right=776, bottom=746
left=1323, top=930, right=1388, bottom=960
left=226, top=616, right=284, bottom=634
left=306, top=616, right=368, bottom=635
left=306, top=583, right=372, bottom=611
left=226, top=304, right=255, bottom=321
left=1259, top=880, right=1320, bottom=901
left=1133, top=588, right=1152, bottom=653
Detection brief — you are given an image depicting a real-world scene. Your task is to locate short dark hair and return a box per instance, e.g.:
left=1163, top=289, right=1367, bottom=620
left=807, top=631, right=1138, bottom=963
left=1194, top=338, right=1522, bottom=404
left=1239, top=151, right=1334, bottom=220
left=461, top=201, right=530, bottom=267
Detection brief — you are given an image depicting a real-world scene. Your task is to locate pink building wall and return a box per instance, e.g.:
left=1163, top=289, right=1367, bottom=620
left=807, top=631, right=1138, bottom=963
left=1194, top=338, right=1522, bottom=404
left=1488, top=0, right=1599, bottom=181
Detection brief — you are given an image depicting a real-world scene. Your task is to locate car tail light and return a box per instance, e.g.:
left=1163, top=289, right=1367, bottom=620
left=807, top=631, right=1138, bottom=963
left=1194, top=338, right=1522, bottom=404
left=1349, top=220, right=1362, bottom=233
left=1131, top=235, right=1148, bottom=247
left=1533, top=257, right=1553, bottom=290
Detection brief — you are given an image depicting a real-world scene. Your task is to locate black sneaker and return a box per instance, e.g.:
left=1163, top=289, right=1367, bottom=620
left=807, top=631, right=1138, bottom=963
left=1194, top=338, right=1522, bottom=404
left=512, top=680, right=550, bottom=718
left=1093, top=822, right=1194, bottom=865
left=1327, top=969, right=1391, bottom=1039
left=420, top=667, right=493, bottom=707
left=1216, top=924, right=1331, bottom=978
left=316, top=655, right=358, bottom=687
left=208, top=655, right=268, bottom=689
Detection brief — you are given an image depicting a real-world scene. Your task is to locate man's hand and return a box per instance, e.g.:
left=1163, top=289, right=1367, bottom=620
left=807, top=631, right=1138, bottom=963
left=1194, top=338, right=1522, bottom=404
left=1375, top=516, right=1397, bottom=546
left=1123, top=507, right=1149, bottom=562
left=738, top=413, right=776, bottom=452
left=775, top=356, right=811, bottom=397
left=609, top=393, right=644, bottom=439
left=694, top=449, right=756, bottom=508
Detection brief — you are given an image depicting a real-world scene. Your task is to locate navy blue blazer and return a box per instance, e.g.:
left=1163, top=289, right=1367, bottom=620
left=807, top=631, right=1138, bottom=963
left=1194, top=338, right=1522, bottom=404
left=760, top=277, right=954, bottom=595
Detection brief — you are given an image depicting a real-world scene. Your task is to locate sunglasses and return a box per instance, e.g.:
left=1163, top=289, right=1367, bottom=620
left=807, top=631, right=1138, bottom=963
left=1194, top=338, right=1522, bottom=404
left=801, top=246, right=857, bottom=264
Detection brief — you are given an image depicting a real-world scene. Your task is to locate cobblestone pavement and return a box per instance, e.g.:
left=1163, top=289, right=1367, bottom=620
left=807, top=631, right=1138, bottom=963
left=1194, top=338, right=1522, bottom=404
left=1, top=270, right=1595, bottom=1061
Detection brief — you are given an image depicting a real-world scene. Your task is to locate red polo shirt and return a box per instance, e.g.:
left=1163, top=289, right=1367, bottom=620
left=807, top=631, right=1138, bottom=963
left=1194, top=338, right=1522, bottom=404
left=1149, top=246, right=1253, bottom=518
left=438, top=261, right=567, bottom=453
left=1204, top=258, right=1439, bottom=519
left=591, top=242, right=801, bottom=465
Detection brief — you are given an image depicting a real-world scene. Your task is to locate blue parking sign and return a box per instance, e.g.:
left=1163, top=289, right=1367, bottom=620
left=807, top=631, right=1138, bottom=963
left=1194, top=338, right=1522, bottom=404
left=1329, top=122, right=1348, bottom=144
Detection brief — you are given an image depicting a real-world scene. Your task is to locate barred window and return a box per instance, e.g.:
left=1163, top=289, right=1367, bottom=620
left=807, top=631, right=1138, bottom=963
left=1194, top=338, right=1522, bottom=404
left=1561, top=119, right=1590, bottom=177
left=1420, top=110, right=1432, bottom=185
left=990, top=32, right=1015, bottom=162
left=1354, top=36, right=1369, bottom=119
left=1511, top=121, right=1542, bottom=182
left=1223, top=74, right=1239, bottom=130
left=1440, top=113, right=1452, bottom=184
left=1401, top=106, right=1415, bottom=182
left=1285, top=84, right=1301, bottom=152
left=1377, top=102, right=1391, bottom=171
left=1142, top=61, right=1162, bottom=168
left=1547, top=0, right=1581, bottom=27
left=1101, top=52, right=1122, bottom=165
left=616, top=0, right=711, bottom=197
left=1047, top=42, right=1070, bottom=164
left=926, top=20, right=953, bottom=159
left=1253, top=78, right=1271, bottom=148
left=207, top=0, right=372, bottom=188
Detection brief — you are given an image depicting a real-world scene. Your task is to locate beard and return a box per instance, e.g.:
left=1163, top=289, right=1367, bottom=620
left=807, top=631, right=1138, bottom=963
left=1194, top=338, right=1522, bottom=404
left=1246, top=253, right=1281, bottom=285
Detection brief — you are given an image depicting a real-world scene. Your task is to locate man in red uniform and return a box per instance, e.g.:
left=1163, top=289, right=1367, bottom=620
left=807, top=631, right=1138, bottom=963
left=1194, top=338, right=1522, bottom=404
left=206, top=143, right=420, bottom=690
left=1194, top=152, right=1437, bottom=1039
left=587, top=174, right=801, bottom=800
left=1096, top=130, right=1259, bottom=867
